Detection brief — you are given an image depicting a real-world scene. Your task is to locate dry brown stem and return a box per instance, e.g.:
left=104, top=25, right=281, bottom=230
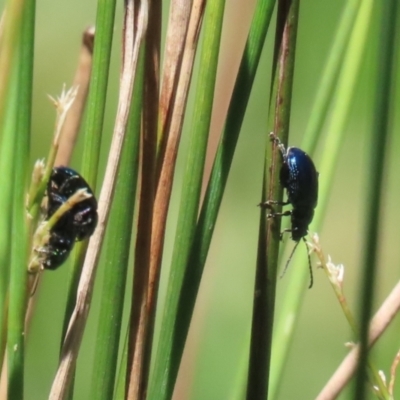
left=148, top=0, right=205, bottom=356
left=126, top=1, right=161, bottom=398
left=157, top=0, right=193, bottom=162
left=55, top=27, right=95, bottom=166
left=316, top=280, right=400, bottom=400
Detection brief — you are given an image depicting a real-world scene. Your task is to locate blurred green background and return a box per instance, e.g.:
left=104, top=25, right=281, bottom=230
left=3, top=0, right=399, bottom=398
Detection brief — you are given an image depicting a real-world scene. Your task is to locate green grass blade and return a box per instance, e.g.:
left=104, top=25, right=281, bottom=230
left=7, top=0, right=35, bottom=397
left=0, top=0, right=25, bottom=130
left=62, top=0, right=117, bottom=321
left=148, top=1, right=227, bottom=399
left=247, top=1, right=300, bottom=398
left=81, top=0, right=117, bottom=187
left=0, top=61, right=19, bottom=371
left=8, top=99, right=29, bottom=400
left=90, top=45, right=144, bottom=400
left=59, top=0, right=117, bottom=395
left=354, top=1, right=397, bottom=398
left=113, top=328, right=129, bottom=400
left=186, top=0, right=276, bottom=327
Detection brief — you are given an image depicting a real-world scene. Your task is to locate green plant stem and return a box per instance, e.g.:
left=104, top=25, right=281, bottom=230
left=81, top=0, right=117, bottom=188
left=114, top=328, right=129, bottom=400
left=354, top=1, right=397, bottom=399
left=8, top=107, right=29, bottom=400
left=63, top=0, right=117, bottom=314
left=188, top=0, right=275, bottom=337
left=59, top=1, right=117, bottom=396
left=148, top=1, right=226, bottom=399
left=0, top=60, right=19, bottom=371
left=247, top=1, right=299, bottom=399
left=7, top=0, right=35, bottom=397
left=90, top=46, right=143, bottom=400
left=0, top=0, right=25, bottom=132
left=200, top=0, right=275, bottom=234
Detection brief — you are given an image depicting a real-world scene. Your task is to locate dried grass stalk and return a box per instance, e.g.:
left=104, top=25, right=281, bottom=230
left=55, top=27, right=95, bottom=166
left=149, top=0, right=205, bottom=339
left=316, top=280, right=400, bottom=400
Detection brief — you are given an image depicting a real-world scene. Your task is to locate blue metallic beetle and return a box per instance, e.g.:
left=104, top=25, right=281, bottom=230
left=42, top=167, right=98, bottom=270
left=261, top=132, right=318, bottom=287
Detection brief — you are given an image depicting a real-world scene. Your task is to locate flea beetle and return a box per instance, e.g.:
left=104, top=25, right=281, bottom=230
left=42, top=167, right=98, bottom=270
left=260, top=132, right=318, bottom=287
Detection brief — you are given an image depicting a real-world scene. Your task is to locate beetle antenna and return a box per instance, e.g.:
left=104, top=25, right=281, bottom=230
left=303, top=236, right=313, bottom=288
left=279, top=238, right=314, bottom=288
left=279, top=240, right=300, bottom=279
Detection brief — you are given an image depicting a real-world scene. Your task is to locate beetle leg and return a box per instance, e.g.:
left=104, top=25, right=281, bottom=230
left=259, top=199, right=290, bottom=208
left=266, top=210, right=291, bottom=219
left=269, top=132, right=287, bottom=159
left=279, top=228, right=292, bottom=241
